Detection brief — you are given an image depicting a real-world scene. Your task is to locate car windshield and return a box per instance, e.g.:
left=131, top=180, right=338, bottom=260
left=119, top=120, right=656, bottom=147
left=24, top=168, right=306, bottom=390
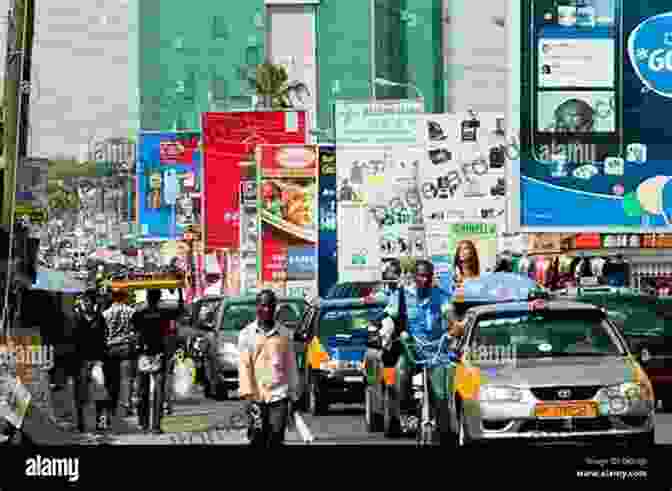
left=319, top=306, right=385, bottom=337
left=469, top=309, right=624, bottom=358
left=218, top=302, right=305, bottom=334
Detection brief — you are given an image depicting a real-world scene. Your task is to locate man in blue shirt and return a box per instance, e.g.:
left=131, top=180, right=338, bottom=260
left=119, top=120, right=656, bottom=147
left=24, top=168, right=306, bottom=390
left=374, top=259, right=402, bottom=303
left=379, top=259, right=455, bottom=436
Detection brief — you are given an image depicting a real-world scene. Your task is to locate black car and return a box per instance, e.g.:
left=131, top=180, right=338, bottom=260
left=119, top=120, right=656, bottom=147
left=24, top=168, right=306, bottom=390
left=325, top=281, right=382, bottom=299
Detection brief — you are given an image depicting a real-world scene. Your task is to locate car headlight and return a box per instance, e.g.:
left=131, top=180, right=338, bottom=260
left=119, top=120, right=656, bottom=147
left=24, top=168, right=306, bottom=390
left=597, top=383, right=652, bottom=414
left=479, top=386, right=523, bottom=402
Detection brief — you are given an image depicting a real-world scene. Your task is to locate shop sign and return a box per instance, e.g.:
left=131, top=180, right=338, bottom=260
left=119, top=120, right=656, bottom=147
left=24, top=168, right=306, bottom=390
left=286, top=246, right=316, bottom=281
left=451, top=223, right=496, bottom=235
left=574, top=233, right=601, bottom=249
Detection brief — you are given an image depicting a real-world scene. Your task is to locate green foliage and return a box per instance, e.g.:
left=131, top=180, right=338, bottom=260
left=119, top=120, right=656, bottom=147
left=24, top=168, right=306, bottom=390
left=47, top=158, right=100, bottom=181
left=247, top=61, right=311, bottom=109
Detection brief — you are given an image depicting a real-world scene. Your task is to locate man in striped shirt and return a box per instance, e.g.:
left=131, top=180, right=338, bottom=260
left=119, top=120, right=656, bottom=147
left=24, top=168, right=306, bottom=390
left=102, top=289, right=137, bottom=423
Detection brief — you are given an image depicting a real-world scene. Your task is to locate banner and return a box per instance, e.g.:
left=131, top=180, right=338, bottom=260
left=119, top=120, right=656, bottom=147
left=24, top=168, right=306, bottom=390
left=137, top=132, right=202, bottom=240
left=257, top=144, right=317, bottom=295
left=202, top=111, right=307, bottom=249
left=318, top=145, right=338, bottom=297
left=427, top=222, right=498, bottom=273
left=334, top=99, right=427, bottom=145
left=337, top=203, right=381, bottom=282
left=514, top=1, right=672, bottom=231
left=16, top=157, right=48, bottom=219
left=420, top=113, right=507, bottom=232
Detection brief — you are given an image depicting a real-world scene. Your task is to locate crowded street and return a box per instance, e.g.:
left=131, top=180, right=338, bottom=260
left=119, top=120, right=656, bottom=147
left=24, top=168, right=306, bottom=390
left=2, top=3, right=672, bottom=487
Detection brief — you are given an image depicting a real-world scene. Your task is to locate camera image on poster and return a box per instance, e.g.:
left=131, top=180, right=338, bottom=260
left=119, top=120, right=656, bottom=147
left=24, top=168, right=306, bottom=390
left=537, top=91, right=615, bottom=133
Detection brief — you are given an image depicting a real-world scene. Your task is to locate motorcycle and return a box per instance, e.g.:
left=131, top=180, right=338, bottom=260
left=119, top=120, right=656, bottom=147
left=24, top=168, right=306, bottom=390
left=0, top=376, right=34, bottom=447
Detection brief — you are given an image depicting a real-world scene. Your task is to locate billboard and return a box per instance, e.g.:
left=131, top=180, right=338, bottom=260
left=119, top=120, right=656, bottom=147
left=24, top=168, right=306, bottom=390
left=137, top=132, right=202, bottom=240
left=334, top=99, right=427, bottom=145
left=318, top=145, right=338, bottom=297
left=257, top=144, right=317, bottom=296
left=201, top=111, right=307, bottom=249
left=511, top=0, right=672, bottom=231
left=420, top=113, right=508, bottom=232
left=428, top=222, right=499, bottom=274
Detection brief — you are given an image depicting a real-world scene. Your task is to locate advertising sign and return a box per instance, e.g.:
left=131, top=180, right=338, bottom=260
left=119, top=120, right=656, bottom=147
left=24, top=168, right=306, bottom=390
left=202, top=111, right=307, bottom=249
left=420, top=113, right=508, bottom=232
left=513, top=1, right=672, bottom=231
left=427, top=222, right=498, bottom=273
left=318, top=146, right=338, bottom=297
left=334, top=99, right=427, bottom=145
left=337, top=202, right=381, bottom=282
left=257, top=144, right=317, bottom=294
left=336, top=145, right=426, bottom=264
left=16, top=157, right=48, bottom=211
left=137, top=132, right=202, bottom=240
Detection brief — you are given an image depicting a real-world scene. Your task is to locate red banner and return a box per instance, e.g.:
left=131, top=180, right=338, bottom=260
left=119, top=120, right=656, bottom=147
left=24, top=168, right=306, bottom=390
left=574, top=233, right=601, bottom=249
left=202, top=112, right=307, bottom=250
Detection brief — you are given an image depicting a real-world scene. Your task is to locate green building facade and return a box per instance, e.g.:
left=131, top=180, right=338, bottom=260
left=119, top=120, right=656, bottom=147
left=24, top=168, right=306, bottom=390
left=135, top=0, right=444, bottom=136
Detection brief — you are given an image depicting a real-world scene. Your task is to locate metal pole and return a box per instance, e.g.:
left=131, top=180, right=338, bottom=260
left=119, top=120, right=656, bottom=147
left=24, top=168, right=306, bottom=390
left=370, top=0, right=376, bottom=99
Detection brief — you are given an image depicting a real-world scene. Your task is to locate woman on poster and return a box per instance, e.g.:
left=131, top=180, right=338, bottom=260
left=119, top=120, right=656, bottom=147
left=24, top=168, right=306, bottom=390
left=453, top=239, right=481, bottom=287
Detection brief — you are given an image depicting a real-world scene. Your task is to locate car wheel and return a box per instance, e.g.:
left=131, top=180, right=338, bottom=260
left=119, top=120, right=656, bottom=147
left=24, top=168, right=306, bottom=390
left=365, top=386, right=383, bottom=432
left=383, top=386, right=402, bottom=438
left=308, top=377, right=328, bottom=416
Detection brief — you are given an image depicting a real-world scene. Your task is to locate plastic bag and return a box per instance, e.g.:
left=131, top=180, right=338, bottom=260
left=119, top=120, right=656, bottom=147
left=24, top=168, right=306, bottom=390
left=173, top=356, right=194, bottom=399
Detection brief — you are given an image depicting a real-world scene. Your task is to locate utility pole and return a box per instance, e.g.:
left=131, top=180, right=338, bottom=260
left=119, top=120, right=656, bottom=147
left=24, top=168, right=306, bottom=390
left=2, top=0, right=35, bottom=225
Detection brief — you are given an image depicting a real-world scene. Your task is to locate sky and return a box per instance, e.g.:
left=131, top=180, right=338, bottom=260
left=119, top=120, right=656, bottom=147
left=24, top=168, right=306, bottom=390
left=0, top=0, right=135, bottom=161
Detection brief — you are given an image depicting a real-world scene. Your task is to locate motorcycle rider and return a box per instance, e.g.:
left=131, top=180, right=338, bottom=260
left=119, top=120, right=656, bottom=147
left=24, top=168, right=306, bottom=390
left=378, top=259, right=456, bottom=436
left=72, top=288, right=109, bottom=434
left=131, top=288, right=185, bottom=434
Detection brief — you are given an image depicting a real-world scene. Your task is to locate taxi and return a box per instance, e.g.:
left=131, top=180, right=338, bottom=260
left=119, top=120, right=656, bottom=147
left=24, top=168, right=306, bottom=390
left=442, top=298, right=656, bottom=447
left=556, top=286, right=672, bottom=411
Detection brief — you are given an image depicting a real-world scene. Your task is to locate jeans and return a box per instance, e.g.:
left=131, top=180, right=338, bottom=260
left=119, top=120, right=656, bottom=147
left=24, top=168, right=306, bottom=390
left=136, top=355, right=168, bottom=431
left=100, top=358, right=123, bottom=413
left=248, top=399, right=290, bottom=448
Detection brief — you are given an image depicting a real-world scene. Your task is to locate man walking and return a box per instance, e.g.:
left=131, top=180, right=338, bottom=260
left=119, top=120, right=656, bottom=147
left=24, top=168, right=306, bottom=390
left=102, top=289, right=137, bottom=422
left=238, top=290, right=299, bottom=447
left=71, top=289, right=108, bottom=434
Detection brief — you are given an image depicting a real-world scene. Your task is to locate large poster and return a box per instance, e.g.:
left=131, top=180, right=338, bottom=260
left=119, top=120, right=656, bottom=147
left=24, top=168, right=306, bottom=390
left=137, top=132, right=202, bottom=240
left=257, top=144, right=317, bottom=296
left=420, top=113, right=508, bottom=232
left=16, top=157, right=48, bottom=224
left=336, top=145, right=426, bottom=268
left=202, top=111, right=307, bottom=249
left=318, top=145, right=338, bottom=297
left=513, top=1, right=672, bottom=231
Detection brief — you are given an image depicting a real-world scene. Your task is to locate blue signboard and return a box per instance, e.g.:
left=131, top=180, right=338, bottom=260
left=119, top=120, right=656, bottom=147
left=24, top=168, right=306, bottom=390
left=137, top=131, right=201, bottom=240
left=517, top=1, right=672, bottom=231
left=318, top=146, right=338, bottom=297
left=287, top=246, right=317, bottom=280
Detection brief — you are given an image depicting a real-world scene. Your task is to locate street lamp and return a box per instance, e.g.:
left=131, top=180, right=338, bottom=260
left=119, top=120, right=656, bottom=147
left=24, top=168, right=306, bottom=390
left=374, top=78, right=424, bottom=101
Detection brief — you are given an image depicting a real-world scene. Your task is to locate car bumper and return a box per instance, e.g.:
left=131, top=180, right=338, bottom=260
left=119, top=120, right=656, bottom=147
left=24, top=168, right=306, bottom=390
left=465, top=413, right=655, bottom=443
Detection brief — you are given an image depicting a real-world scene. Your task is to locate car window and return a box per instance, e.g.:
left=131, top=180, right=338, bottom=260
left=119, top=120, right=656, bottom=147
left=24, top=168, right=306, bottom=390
left=218, top=302, right=305, bottom=334
left=318, top=306, right=385, bottom=337
left=468, top=310, right=624, bottom=359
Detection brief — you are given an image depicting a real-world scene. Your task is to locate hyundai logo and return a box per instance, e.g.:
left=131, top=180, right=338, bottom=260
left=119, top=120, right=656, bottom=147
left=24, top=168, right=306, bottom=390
left=557, top=389, right=571, bottom=399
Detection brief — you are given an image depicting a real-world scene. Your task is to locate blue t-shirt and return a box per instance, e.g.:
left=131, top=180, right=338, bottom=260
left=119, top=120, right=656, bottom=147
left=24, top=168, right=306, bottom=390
left=384, top=286, right=453, bottom=343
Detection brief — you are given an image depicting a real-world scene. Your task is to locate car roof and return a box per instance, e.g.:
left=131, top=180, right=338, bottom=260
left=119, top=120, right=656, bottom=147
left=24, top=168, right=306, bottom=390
left=315, top=298, right=387, bottom=310
left=467, top=300, right=602, bottom=317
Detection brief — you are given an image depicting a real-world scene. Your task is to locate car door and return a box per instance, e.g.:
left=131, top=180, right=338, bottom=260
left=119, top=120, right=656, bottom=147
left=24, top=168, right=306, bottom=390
left=446, top=310, right=477, bottom=433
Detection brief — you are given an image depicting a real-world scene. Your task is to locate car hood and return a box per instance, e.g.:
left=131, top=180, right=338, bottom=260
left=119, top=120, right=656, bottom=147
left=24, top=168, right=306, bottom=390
left=478, top=356, right=635, bottom=388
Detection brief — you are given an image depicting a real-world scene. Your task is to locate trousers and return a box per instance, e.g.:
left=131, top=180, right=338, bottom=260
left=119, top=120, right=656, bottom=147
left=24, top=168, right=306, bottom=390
left=248, top=399, right=290, bottom=448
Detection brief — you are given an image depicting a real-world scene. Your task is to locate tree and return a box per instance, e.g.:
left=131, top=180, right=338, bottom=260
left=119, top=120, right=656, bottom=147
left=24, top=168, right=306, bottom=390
left=47, top=182, right=80, bottom=220
left=242, top=61, right=310, bottom=110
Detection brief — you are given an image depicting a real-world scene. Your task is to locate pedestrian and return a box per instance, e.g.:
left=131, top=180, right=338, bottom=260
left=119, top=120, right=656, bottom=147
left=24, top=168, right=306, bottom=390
left=131, top=288, right=185, bottom=433
left=71, top=288, right=109, bottom=434
left=102, top=289, right=137, bottom=421
left=238, top=289, right=299, bottom=447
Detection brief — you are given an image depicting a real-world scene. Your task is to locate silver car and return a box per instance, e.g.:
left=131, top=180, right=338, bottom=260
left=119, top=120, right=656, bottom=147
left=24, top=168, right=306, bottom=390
left=443, top=300, right=656, bottom=446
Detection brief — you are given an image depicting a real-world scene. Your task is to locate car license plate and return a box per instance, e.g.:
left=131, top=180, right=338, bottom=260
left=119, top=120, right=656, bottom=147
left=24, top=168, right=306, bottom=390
left=535, top=401, right=597, bottom=418
left=344, top=376, right=363, bottom=383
